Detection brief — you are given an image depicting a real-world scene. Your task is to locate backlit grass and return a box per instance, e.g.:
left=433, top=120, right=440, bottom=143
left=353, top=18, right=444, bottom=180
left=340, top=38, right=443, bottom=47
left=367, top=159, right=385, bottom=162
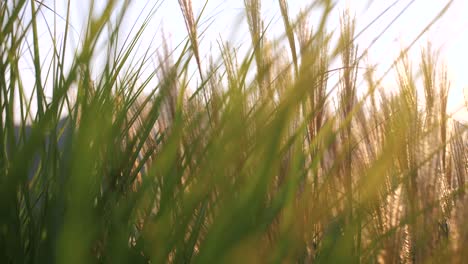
left=0, top=0, right=466, bottom=263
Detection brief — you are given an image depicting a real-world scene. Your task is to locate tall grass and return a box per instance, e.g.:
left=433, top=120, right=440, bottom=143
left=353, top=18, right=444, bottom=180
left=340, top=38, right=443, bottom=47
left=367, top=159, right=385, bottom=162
left=1, top=0, right=466, bottom=263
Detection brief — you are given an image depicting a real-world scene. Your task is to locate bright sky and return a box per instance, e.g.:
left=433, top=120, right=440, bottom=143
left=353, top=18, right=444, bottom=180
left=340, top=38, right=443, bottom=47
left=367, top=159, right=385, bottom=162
left=19, top=0, right=468, bottom=122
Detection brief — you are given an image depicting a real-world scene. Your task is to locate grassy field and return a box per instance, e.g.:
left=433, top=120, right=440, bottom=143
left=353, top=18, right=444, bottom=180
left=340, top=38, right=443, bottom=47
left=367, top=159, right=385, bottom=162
left=1, top=0, right=467, bottom=263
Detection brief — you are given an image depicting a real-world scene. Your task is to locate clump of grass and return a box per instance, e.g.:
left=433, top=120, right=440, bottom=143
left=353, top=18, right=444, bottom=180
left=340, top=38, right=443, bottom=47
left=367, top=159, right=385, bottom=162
left=1, top=0, right=466, bottom=263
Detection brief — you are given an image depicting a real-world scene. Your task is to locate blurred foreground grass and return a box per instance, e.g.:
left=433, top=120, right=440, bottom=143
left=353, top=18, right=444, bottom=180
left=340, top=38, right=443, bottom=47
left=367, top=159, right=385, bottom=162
left=0, top=0, right=467, bottom=263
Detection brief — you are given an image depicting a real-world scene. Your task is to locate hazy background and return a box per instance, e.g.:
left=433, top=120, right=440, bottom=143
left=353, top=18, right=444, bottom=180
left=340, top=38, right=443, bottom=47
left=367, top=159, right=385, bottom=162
left=18, top=0, right=468, bottom=121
